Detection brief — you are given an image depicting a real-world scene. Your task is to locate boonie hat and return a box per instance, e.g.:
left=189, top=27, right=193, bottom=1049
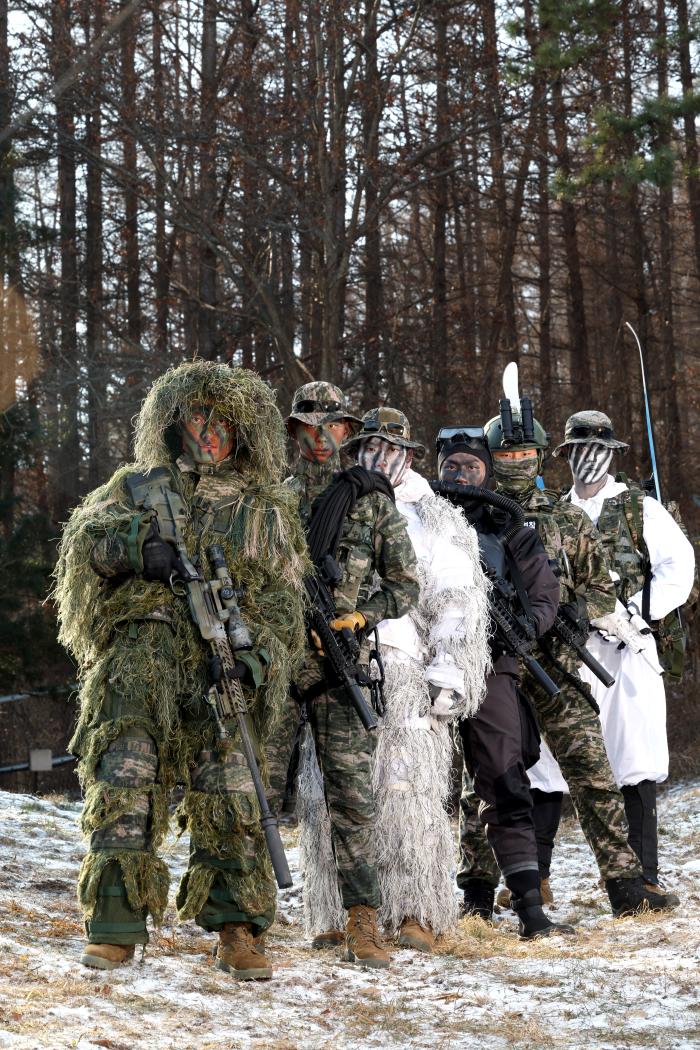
left=344, top=406, right=426, bottom=460
left=285, top=381, right=363, bottom=433
left=552, top=410, right=629, bottom=458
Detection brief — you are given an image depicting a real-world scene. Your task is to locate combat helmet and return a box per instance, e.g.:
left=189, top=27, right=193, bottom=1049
left=343, top=406, right=426, bottom=460
left=285, top=381, right=363, bottom=434
left=483, top=362, right=549, bottom=454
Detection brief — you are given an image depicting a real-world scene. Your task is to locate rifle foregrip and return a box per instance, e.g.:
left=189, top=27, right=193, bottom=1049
left=523, top=654, right=561, bottom=697
left=260, top=814, right=293, bottom=889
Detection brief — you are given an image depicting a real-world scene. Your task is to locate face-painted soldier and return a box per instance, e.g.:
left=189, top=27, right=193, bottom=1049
left=553, top=410, right=694, bottom=907
left=457, top=383, right=677, bottom=919
left=436, top=428, right=573, bottom=939
left=53, top=361, right=308, bottom=979
left=278, top=400, right=420, bottom=968
left=295, top=407, right=490, bottom=954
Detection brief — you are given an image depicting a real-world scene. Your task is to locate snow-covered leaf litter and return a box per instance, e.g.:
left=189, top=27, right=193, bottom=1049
left=0, top=784, right=699, bottom=1049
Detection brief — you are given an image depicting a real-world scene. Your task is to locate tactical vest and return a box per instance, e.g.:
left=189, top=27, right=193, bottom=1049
left=594, top=487, right=647, bottom=606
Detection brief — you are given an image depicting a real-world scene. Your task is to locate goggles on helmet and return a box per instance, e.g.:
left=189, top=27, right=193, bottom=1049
left=363, top=419, right=407, bottom=437
left=436, top=426, right=485, bottom=447
left=568, top=424, right=614, bottom=440
left=292, top=399, right=343, bottom=414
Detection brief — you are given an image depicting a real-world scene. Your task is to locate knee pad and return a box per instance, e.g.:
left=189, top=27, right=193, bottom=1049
left=89, top=730, right=158, bottom=851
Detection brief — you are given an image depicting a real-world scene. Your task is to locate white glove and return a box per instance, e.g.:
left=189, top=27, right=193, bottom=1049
left=626, top=602, right=652, bottom=636
left=429, top=687, right=460, bottom=720
left=590, top=611, right=663, bottom=675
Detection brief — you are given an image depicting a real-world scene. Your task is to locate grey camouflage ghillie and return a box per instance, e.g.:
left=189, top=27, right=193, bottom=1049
left=458, top=480, right=643, bottom=887
left=53, top=361, right=308, bottom=947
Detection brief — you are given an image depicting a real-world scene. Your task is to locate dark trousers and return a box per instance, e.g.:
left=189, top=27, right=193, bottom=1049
left=531, top=789, right=563, bottom=879
left=621, top=780, right=658, bottom=884
left=457, top=672, right=539, bottom=894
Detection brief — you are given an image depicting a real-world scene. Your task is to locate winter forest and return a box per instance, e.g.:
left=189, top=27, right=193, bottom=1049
left=1, top=0, right=700, bottom=767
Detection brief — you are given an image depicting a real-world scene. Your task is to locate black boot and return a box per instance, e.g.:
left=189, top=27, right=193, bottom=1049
left=605, top=876, right=679, bottom=917
left=511, top=889, right=575, bottom=940
left=461, top=879, right=495, bottom=921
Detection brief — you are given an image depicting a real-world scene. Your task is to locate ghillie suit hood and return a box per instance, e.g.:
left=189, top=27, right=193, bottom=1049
left=53, top=362, right=309, bottom=930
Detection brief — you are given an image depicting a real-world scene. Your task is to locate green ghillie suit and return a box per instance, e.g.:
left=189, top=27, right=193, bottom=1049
left=53, top=362, right=308, bottom=946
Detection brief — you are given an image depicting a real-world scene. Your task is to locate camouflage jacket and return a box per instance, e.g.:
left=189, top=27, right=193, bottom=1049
left=514, top=484, right=616, bottom=622
left=284, top=455, right=339, bottom=527
left=286, top=457, right=419, bottom=632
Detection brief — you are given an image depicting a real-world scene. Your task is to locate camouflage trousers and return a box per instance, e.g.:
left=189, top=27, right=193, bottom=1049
left=71, top=621, right=276, bottom=946
left=458, top=665, right=643, bottom=886
left=267, top=654, right=379, bottom=911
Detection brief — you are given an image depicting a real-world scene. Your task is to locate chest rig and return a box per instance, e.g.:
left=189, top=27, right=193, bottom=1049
left=595, top=487, right=647, bottom=605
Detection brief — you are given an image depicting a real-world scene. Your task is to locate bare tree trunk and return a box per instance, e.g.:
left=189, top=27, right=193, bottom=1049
left=674, top=0, right=700, bottom=277
left=431, top=3, right=449, bottom=421
left=84, top=0, right=105, bottom=487
left=52, top=0, right=80, bottom=522
left=198, top=0, right=218, bottom=359
left=152, top=1, right=170, bottom=362
left=361, top=0, right=386, bottom=403
left=550, top=70, right=592, bottom=403
left=120, top=0, right=142, bottom=379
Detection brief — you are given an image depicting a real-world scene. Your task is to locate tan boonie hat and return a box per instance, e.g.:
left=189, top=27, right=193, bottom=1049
left=285, top=381, right=363, bottom=433
left=343, top=406, right=426, bottom=460
left=552, top=410, right=629, bottom=458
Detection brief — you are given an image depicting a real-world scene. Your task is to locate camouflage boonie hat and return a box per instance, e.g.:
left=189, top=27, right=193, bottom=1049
left=285, top=381, right=363, bottom=433
left=343, top=406, right=426, bottom=460
left=552, top=410, right=629, bottom=458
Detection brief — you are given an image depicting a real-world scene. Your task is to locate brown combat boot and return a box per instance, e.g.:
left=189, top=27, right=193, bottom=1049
left=344, top=905, right=391, bottom=969
left=80, top=943, right=136, bottom=971
left=215, top=922, right=272, bottom=980
left=397, top=917, right=435, bottom=954
left=311, top=928, right=345, bottom=950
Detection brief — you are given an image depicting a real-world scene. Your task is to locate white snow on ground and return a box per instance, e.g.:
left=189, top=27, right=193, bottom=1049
left=0, top=784, right=699, bottom=1050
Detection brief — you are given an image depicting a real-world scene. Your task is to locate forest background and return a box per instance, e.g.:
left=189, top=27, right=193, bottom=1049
left=1, top=0, right=699, bottom=787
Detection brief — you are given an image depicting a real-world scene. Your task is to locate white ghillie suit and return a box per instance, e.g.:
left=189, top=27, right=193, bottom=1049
left=298, top=469, right=491, bottom=936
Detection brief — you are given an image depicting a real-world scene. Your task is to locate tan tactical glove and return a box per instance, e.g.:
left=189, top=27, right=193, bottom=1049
left=329, top=611, right=367, bottom=634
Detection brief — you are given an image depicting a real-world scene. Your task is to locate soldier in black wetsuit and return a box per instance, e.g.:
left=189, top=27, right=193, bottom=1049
left=436, top=427, right=573, bottom=939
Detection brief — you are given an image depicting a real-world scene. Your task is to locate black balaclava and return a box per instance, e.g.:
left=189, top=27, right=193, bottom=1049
left=437, top=438, right=495, bottom=518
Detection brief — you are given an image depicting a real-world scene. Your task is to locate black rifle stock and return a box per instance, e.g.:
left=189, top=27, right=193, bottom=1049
left=303, top=560, right=378, bottom=732
left=155, top=491, right=292, bottom=889
left=548, top=605, right=615, bottom=689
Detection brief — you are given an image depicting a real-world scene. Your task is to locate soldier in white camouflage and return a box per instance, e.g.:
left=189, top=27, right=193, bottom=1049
left=457, top=392, right=679, bottom=919
left=277, top=394, right=420, bottom=968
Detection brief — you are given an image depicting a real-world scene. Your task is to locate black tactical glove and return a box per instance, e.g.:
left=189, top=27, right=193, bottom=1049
left=208, top=654, right=254, bottom=689
left=141, top=524, right=184, bottom=584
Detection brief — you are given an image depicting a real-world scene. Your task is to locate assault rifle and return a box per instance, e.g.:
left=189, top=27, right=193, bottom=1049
left=303, top=554, right=379, bottom=732
left=546, top=604, right=615, bottom=689
left=155, top=489, right=292, bottom=890
left=486, top=570, right=561, bottom=697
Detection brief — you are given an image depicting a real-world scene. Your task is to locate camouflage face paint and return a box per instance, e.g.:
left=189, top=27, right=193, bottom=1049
left=179, top=404, right=235, bottom=465
left=568, top=442, right=613, bottom=484
left=357, top=437, right=409, bottom=486
left=439, top=452, right=487, bottom=487
left=294, top=420, right=350, bottom=463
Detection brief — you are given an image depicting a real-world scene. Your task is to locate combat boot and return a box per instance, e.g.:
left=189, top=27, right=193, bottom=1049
left=605, top=876, right=679, bottom=917
left=643, top=881, right=680, bottom=908
left=497, top=877, right=553, bottom=911
left=461, top=878, right=495, bottom=921
left=311, top=928, right=345, bottom=949
left=397, top=917, right=435, bottom=953
left=215, top=922, right=272, bottom=980
left=344, top=905, right=391, bottom=969
left=511, top=889, right=575, bottom=940
left=80, top=943, right=136, bottom=971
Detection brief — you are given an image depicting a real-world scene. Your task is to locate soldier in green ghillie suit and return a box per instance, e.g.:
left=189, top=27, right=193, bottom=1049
left=53, top=361, right=308, bottom=978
